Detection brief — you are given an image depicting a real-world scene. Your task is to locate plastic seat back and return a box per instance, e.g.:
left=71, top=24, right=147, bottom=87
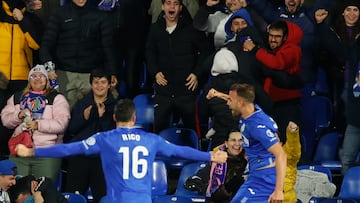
left=313, top=132, right=340, bottom=162
left=63, top=192, right=87, bottom=203
left=309, top=197, right=357, bottom=203
left=159, top=128, right=198, bottom=149
left=153, top=195, right=205, bottom=203
left=152, top=160, right=168, bottom=197
left=158, top=128, right=200, bottom=169
left=175, top=162, right=206, bottom=198
left=339, top=166, right=360, bottom=199
left=133, top=93, right=154, bottom=131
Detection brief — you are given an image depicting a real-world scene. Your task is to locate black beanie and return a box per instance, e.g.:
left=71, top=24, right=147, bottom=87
left=342, top=0, right=360, bottom=11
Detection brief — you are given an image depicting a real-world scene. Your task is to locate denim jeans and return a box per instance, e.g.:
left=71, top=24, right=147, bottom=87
left=340, top=124, right=360, bottom=174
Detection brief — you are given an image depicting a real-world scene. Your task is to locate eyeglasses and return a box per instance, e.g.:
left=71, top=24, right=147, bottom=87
left=228, top=138, right=242, bottom=142
left=30, top=75, right=46, bottom=80
left=268, top=34, right=283, bottom=39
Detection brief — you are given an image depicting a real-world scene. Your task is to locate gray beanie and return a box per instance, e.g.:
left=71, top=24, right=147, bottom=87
left=28, top=64, right=48, bottom=81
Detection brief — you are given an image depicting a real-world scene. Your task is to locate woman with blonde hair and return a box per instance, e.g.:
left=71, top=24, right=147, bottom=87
left=1, top=65, right=70, bottom=181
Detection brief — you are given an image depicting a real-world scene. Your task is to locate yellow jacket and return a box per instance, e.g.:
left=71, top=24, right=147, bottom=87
left=0, top=1, right=40, bottom=81
left=283, top=126, right=301, bottom=203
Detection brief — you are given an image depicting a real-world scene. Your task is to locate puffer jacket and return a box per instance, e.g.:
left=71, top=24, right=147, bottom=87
left=0, top=0, right=42, bottom=81
left=39, top=1, right=116, bottom=74
left=1, top=91, right=70, bottom=147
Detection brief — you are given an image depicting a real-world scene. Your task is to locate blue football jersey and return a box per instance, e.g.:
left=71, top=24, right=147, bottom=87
left=35, top=127, right=211, bottom=202
left=239, top=105, right=279, bottom=171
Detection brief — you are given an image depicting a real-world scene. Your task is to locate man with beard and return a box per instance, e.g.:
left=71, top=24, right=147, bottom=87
left=206, top=83, right=287, bottom=203
left=242, top=20, right=302, bottom=144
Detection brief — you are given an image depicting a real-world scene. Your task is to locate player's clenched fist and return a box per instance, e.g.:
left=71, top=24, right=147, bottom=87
left=16, top=144, right=35, bottom=157
left=210, top=150, right=228, bottom=163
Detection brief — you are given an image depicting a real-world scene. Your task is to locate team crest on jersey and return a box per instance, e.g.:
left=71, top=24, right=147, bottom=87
left=266, top=129, right=276, bottom=138
left=85, top=137, right=96, bottom=146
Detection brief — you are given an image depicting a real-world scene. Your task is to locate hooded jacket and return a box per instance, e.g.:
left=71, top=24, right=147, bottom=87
left=249, top=0, right=334, bottom=84
left=0, top=0, right=42, bottom=81
left=224, top=8, right=254, bottom=41
left=255, top=21, right=303, bottom=102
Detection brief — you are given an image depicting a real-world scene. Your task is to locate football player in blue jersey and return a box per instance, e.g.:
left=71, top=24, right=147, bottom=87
left=15, top=98, right=228, bottom=203
left=207, top=83, right=287, bottom=203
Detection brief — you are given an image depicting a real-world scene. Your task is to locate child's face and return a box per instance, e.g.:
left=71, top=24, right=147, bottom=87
left=91, top=77, right=110, bottom=98
left=162, top=0, right=182, bottom=24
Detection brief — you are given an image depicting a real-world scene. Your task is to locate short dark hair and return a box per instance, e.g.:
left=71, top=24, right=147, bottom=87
left=268, top=20, right=288, bottom=38
left=89, top=68, right=111, bottom=84
left=162, top=0, right=182, bottom=4
left=114, top=99, right=135, bottom=122
left=230, top=83, right=255, bottom=103
left=225, top=128, right=240, bottom=141
left=8, top=175, right=35, bottom=203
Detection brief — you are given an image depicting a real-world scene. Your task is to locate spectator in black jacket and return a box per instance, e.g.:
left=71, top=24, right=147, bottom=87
left=200, top=10, right=273, bottom=148
left=146, top=0, right=211, bottom=133
left=39, top=0, right=118, bottom=108
left=184, top=129, right=247, bottom=203
left=63, top=69, right=117, bottom=202
left=316, top=4, right=360, bottom=175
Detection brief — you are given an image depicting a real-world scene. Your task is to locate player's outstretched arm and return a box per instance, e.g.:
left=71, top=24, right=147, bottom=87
left=16, top=144, right=35, bottom=157
left=206, top=88, right=230, bottom=101
left=210, top=150, right=228, bottom=163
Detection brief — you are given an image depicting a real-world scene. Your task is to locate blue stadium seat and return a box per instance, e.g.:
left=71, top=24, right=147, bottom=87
left=312, top=131, right=342, bottom=171
left=54, top=170, right=62, bottom=191
left=301, top=95, right=334, bottom=159
left=309, top=197, right=357, bottom=203
left=63, top=192, right=87, bottom=203
left=152, top=160, right=168, bottom=197
left=339, top=166, right=360, bottom=199
left=152, top=195, right=204, bottom=203
left=84, top=187, right=93, bottom=202
left=133, top=93, right=154, bottom=131
left=174, top=162, right=206, bottom=200
left=158, top=128, right=199, bottom=169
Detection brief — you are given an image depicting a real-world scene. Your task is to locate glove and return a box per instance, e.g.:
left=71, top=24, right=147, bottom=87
left=44, top=61, right=55, bottom=72
left=184, top=176, right=206, bottom=195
